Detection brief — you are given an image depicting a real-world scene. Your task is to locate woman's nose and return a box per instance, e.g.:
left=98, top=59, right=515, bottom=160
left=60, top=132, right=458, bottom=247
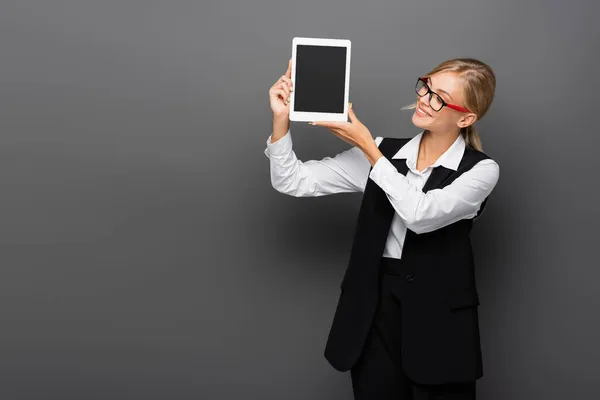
left=419, top=93, right=431, bottom=108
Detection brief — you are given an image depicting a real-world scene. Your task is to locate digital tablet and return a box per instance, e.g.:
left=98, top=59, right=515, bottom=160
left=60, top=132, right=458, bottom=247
left=289, top=37, right=352, bottom=122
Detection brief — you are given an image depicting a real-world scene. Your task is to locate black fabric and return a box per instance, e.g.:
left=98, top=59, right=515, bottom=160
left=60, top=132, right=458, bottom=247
left=350, top=260, right=476, bottom=399
left=324, top=137, right=492, bottom=385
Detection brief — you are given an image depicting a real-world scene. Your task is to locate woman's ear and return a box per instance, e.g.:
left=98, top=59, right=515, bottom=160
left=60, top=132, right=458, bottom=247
left=457, top=113, right=477, bottom=129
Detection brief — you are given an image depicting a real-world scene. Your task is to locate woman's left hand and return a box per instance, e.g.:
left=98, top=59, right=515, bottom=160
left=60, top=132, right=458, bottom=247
left=310, top=103, right=374, bottom=150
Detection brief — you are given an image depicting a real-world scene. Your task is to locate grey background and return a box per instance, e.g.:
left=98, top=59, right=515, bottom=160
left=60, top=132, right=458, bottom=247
left=0, top=0, right=598, bottom=399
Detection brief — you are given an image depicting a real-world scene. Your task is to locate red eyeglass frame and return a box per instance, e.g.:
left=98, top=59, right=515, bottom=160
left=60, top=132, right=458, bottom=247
left=417, top=77, right=473, bottom=114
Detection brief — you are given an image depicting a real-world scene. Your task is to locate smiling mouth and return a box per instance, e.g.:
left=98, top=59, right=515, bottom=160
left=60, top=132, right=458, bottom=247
left=416, top=105, right=431, bottom=117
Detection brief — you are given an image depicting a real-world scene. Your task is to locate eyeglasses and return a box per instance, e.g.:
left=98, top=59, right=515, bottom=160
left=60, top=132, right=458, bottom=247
left=415, top=77, right=472, bottom=113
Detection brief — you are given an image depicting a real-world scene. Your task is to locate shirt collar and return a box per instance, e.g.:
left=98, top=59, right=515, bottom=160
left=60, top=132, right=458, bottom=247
left=391, top=130, right=465, bottom=171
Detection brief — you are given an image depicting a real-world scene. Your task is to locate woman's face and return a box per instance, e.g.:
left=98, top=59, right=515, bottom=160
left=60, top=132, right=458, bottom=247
left=411, top=71, right=475, bottom=133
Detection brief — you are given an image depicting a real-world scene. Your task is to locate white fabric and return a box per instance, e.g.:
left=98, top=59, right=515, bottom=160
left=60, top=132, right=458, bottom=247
left=264, top=129, right=499, bottom=259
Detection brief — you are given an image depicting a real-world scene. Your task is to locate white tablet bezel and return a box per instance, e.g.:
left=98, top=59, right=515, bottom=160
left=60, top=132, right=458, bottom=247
left=289, top=37, right=351, bottom=122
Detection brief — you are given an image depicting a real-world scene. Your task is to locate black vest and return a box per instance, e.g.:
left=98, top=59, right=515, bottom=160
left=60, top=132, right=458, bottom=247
left=324, top=136, right=492, bottom=384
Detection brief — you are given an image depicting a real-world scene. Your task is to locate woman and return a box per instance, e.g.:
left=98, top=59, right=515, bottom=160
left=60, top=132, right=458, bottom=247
left=265, top=57, right=500, bottom=400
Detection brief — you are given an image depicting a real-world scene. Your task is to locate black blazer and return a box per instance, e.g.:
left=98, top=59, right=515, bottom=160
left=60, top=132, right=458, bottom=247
left=324, top=137, right=491, bottom=385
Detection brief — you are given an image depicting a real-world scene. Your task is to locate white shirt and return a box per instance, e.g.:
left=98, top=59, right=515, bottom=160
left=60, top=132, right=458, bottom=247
left=264, top=129, right=500, bottom=259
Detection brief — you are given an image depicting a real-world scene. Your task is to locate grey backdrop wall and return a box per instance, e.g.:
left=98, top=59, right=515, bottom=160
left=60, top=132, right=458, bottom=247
left=1, top=1, right=598, bottom=399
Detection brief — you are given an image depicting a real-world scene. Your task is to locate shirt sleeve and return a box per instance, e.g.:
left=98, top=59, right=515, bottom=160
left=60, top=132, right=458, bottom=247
left=368, top=155, right=500, bottom=234
left=264, top=129, right=384, bottom=196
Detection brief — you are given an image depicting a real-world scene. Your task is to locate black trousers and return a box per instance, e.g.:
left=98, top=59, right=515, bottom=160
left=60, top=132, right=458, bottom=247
left=349, top=258, right=476, bottom=400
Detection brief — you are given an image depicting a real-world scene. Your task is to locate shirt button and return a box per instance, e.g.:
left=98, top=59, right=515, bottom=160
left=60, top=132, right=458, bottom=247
left=405, top=274, right=415, bottom=283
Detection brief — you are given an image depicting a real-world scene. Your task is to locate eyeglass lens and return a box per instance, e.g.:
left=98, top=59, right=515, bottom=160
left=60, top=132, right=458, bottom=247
left=416, top=79, right=444, bottom=111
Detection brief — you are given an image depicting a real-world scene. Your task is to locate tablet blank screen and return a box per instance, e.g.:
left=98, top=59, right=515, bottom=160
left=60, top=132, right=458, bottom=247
left=295, top=45, right=347, bottom=113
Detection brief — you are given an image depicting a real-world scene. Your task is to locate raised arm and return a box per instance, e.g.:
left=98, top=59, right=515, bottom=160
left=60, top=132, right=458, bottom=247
left=265, top=58, right=382, bottom=197
left=264, top=129, right=384, bottom=197
left=368, top=155, right=500, bottom=234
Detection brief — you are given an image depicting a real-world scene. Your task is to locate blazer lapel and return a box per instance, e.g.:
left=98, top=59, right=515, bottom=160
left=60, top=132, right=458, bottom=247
left=390, top=158, right=454, bottom=194
left=390, top=158, right=409, bottom=176
left=421, top=165, right=454, bottom=193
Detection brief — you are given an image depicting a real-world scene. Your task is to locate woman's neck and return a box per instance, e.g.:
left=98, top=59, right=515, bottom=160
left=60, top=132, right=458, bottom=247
left=419, top=129, right=460, bottom=162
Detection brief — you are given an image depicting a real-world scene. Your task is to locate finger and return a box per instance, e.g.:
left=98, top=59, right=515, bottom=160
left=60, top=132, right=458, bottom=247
left=271, top=88, right=287, bottom=102
left=332, top=122, right=350, bottom=130
left=269, top=88, right=283, bottom=100
left=274, top=76, right=293, bottom=94
left=312, top=121, right=343, bottom=129
left=280, top=75, right=292, bottom=86
left=277, top=82, right=290, bottom=98
left=285, top=58, right=292, bottom=78
left=269, top=86, right=283, bottom=97
left=347, top=102, right=358, bottom=123
left=273, top=71, right=292, bottom=88
left=280, top=75, right=293, bottom=91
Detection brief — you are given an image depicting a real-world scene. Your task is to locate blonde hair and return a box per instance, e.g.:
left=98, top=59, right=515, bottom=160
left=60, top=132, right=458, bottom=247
left=401, top=58, right=496, bottom=152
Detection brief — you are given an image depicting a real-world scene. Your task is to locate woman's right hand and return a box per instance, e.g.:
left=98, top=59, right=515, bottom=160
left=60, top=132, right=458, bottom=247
left=269, top=58, right=294, bottom=119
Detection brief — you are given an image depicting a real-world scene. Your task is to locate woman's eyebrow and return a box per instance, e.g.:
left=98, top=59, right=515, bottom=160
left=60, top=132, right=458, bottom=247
left=429, top=77, right=453, bottom=101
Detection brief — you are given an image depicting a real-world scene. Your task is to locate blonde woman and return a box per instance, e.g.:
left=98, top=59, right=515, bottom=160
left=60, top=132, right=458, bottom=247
left=265, top=58, right=500, bottom=400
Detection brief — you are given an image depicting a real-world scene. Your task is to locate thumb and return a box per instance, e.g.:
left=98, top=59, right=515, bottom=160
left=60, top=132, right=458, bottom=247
left=285, top=58, right=292, bottom=78
left=348, top=102, right=358, bottom=123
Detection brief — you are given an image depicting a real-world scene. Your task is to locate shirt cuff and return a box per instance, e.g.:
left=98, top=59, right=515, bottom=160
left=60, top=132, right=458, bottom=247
left=264, top=129, right=292, bottom=158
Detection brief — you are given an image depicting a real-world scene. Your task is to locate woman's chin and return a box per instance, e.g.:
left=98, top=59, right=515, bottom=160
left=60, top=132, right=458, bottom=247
left=411, top=113, right=430, bottom=128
